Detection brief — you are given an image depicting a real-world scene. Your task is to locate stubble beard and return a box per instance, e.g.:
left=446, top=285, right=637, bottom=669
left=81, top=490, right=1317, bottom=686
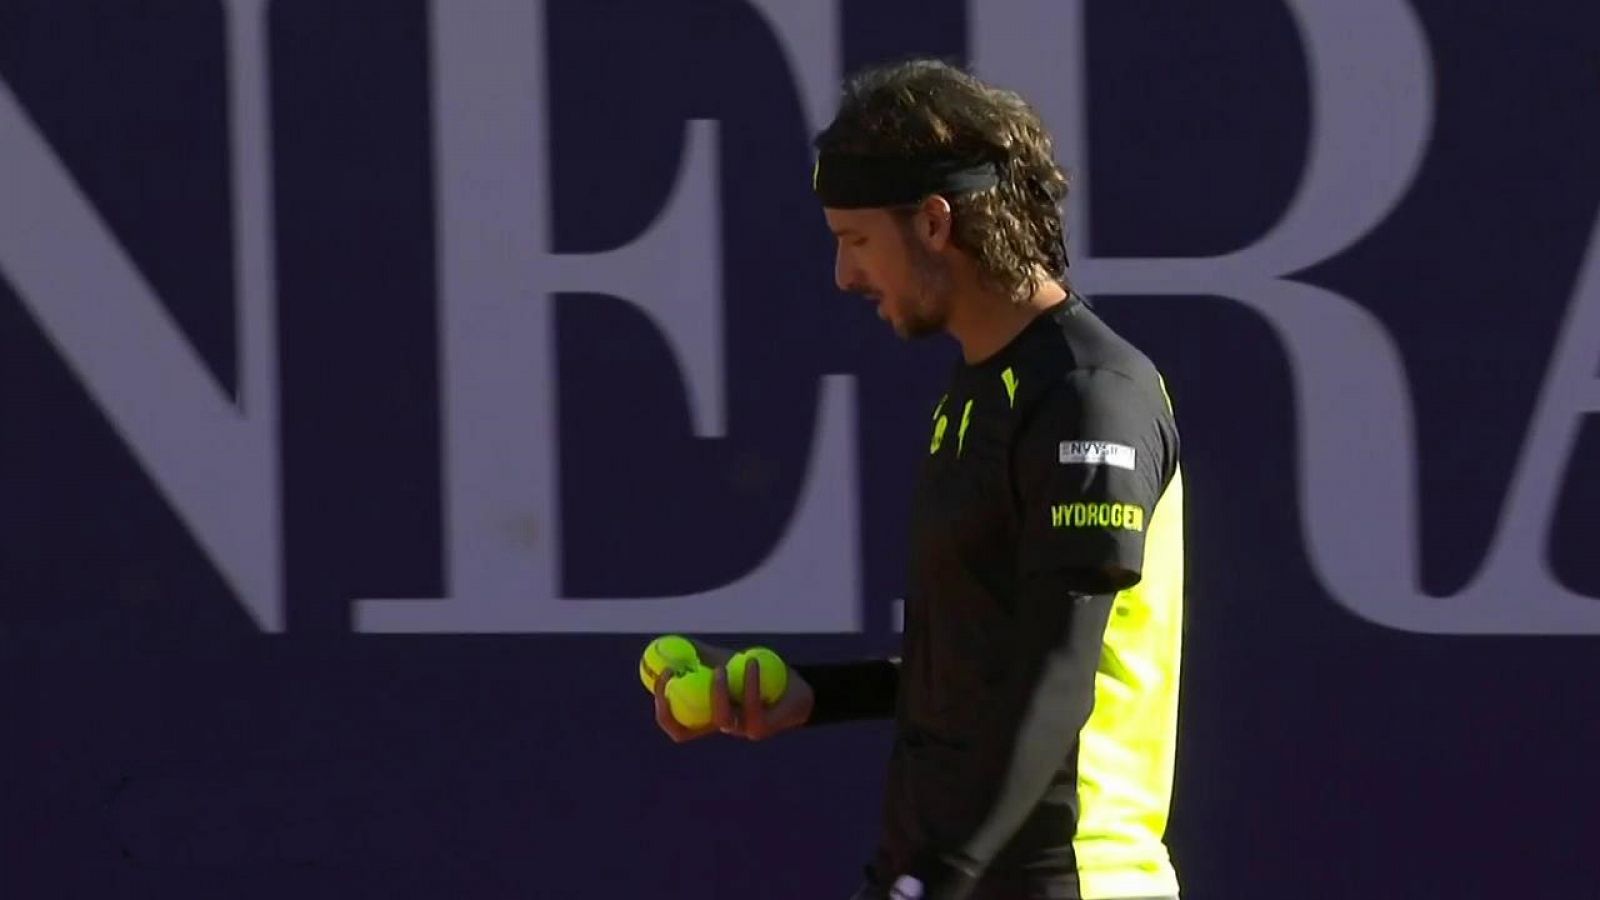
left=894, top=246, right=953, bottom=340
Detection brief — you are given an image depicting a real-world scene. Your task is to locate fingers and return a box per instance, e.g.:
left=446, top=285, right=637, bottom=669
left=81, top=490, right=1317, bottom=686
left=652, top=655, right=784, bottom=743
left=711, top=665, right=736, bottom=735
left=711, top=659, right=774, bottom=741
left=768, top=667, right=814, bottom=731
left=652, top=669, right=682, bottom=738
left=741, top=658, right=767, bottom=740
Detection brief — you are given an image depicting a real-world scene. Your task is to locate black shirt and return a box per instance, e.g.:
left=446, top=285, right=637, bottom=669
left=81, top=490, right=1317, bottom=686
left=800, top=296, right=1184, bottom=900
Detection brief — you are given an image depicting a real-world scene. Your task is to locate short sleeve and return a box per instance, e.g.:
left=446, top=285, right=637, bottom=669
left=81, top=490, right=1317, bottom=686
left=1012, top=367, right=1172, bottom=592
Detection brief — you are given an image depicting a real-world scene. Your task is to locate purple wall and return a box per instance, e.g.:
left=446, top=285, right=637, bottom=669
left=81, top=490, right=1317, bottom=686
left=3, top=2, right=1598, bottom=897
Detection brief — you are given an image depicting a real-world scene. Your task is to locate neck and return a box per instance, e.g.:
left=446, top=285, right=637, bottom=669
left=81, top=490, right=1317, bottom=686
left=947, top=277, right=1068, bottom=364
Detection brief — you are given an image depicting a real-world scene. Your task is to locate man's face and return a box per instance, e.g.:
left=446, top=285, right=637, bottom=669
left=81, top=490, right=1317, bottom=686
left=824, top=207, right=952, bottom=340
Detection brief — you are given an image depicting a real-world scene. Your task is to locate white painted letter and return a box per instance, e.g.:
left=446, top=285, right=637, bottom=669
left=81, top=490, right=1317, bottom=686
left=0, top=0, right=283, bottom=631
left=356, top=1, right=859, bottom=633
left=979, top=0, right=1600, bottom=632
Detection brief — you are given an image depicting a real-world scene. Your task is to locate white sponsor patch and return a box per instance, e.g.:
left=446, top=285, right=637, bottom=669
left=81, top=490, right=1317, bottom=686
left=1058, top=440, right=1136, bottom=470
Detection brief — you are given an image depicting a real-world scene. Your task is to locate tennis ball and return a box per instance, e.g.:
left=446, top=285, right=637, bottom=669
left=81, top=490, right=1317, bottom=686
left=725, top=646, right=788, bottom=705
left=664, top=667, right=714, bottom=729
left=639, top=634, right=701, bottom=693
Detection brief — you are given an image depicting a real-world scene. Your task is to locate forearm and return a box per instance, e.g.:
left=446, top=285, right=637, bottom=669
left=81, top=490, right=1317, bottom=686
left=794, top=657, right=900, bottom=726
left=909, top=579, right=1115, bottom=898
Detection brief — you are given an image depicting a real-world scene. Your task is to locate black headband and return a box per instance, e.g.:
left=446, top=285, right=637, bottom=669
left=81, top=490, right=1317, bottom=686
left=812, top=152, right=1001, bottom=209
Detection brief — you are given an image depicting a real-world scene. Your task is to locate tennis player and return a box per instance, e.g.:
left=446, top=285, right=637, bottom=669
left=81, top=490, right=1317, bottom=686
left=654, top=58, right=1186, bottom=900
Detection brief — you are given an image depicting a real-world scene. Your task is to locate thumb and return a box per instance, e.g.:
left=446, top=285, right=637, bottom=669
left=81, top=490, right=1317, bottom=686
left=770, top=673, right=815, bottom=731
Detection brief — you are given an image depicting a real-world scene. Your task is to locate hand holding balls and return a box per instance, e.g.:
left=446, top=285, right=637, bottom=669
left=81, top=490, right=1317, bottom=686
left=642, top=636, right=794, bottom=740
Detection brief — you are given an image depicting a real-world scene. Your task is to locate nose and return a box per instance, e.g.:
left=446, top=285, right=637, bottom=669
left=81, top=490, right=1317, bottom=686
left=834, top=248, right=857, bottom=293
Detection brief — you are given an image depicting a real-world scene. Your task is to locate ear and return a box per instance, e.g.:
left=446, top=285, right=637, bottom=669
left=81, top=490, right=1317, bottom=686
left=913, top=194, right=954, bottom=250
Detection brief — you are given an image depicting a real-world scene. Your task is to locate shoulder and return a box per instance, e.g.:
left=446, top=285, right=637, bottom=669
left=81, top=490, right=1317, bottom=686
left=1060, top=365, right=1169, bottom=422
left=1016, top=366, right=1174, bottom=461
left=1011, top=346, right=1179, bottom=487
left=1012, top=299, right=1173, bottom=418
left=1018, top=359, right=1173, bottom=438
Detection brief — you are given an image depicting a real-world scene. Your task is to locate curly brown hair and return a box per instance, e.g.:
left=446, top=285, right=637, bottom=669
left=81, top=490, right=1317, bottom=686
left=814, top=58, right=1071, bottom=302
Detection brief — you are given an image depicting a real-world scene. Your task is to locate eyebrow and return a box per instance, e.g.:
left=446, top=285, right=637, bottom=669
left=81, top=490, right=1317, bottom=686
left=831, top=227, right=861, bottom=238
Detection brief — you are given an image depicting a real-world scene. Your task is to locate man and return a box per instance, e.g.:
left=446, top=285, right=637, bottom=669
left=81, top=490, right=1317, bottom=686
left=653, top=58, right=1185, bottom=900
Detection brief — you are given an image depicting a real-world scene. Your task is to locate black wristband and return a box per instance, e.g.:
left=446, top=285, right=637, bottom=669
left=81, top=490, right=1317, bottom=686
left=793, top=658, right=900, bottom=726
